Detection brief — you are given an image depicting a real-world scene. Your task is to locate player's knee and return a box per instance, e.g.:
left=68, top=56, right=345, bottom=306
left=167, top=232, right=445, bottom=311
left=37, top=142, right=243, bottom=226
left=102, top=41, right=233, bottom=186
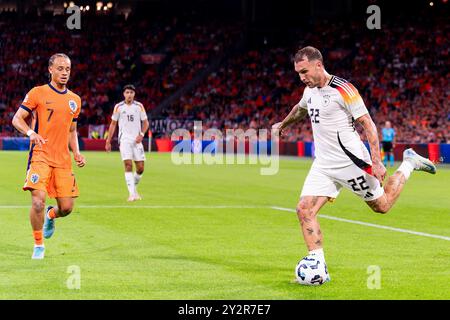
left=296, top=200, right=313, bottom=220
left=371, top=203, right=389, bottom=214
left=58, top=206, right=73, bottom=217
left=376, top=207, right=389, bottom=214
left=31, top=198, right=45, bottom=213
left=136, top=167, right=144, bottom=175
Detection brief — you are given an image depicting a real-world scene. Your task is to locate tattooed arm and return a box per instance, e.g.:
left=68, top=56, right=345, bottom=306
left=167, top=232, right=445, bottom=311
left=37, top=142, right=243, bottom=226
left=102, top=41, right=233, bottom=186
left=272, top=103, right=308, bottom=136
left=356, top=114, right=386, bottom=184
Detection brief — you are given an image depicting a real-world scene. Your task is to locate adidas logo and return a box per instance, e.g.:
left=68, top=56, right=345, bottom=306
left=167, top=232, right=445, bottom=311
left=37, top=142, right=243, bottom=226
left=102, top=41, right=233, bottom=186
left=364, top=192, right=374, bottom=199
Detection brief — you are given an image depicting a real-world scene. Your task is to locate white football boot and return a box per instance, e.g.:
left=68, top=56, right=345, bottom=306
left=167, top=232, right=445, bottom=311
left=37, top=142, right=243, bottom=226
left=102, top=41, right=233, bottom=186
left=403, top=148, right=436, bottom=174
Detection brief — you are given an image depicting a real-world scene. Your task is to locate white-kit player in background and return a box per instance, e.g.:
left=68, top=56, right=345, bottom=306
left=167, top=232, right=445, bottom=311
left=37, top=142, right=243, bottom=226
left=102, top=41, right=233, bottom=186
left=272, top=46, right=437, bottom=284
left=105, top=84, right=150, bottom=201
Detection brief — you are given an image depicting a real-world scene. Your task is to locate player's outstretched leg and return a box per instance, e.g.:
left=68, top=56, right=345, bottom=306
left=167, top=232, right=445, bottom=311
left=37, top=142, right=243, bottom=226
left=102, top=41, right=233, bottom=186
left=367, top=148, right=436, bottom=213
left=402, top=148, right=436, bottom=174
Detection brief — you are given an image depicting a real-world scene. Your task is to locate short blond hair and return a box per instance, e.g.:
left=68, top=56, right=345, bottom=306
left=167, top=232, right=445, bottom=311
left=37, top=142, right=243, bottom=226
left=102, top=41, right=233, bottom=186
left=293, top=46, right=323, bottom=64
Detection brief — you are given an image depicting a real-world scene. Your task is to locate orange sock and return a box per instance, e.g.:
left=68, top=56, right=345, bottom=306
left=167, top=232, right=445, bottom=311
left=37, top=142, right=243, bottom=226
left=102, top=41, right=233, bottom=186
left=33, top=230, right=43, bottom=246
left=48, top=207, right=57, bottom=219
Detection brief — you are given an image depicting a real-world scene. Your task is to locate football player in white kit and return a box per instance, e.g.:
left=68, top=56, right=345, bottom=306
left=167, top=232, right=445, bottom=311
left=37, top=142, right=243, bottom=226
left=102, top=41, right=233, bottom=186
left=105, top=84, right=149, bottom=201
left=272, top=46, right=436, bottom=284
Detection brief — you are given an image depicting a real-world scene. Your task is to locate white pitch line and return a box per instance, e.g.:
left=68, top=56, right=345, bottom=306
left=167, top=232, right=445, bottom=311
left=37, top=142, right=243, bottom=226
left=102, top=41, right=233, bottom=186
left=270, top=206, right=450, bottom=242
left=79, top=205, right=266, bottom=209
left=1, top=204, right=449, bottom=242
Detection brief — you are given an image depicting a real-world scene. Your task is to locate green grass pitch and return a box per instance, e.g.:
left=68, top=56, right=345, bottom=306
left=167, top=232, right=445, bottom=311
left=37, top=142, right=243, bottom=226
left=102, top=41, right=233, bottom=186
left=0, top=151, right=448, bottom=299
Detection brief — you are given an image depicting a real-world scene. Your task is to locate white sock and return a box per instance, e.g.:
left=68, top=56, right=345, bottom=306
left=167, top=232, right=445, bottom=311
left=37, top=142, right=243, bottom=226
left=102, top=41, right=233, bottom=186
left=125, top=172, right=136, bottom=196
left=134, top=173, right=142, bottom=187
left=309, top=248, right=325, bottom=260
left=397, top=161, right=414, bottom=180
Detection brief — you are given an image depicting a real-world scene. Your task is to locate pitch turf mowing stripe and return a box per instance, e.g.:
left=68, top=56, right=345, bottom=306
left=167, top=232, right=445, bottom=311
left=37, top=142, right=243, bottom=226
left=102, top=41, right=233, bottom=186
left=2, top=204, right=449, bottom=241
left=0, top=205, right=265, bottom=209
left=271, top=206, right=450, bottom=242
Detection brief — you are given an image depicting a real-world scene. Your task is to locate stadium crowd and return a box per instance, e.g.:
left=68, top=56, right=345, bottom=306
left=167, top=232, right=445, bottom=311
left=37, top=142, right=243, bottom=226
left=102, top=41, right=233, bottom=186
left=0, top=12, right=172, bottom=134
left=165, top=19, right=449, bottom=144
left=0, top=11, right=448, bottom=143
left=0, top=11, right=241, bottom=135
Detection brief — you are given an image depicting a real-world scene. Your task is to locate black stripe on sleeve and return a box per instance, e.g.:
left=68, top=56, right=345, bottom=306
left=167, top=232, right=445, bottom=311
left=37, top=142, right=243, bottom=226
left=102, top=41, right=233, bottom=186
left=20, top=105, right=32, bottom=113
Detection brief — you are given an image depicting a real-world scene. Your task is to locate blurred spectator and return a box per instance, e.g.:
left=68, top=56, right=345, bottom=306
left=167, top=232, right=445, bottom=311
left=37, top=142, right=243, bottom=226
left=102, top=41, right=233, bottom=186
left=0, top=12, right=448, bottom=143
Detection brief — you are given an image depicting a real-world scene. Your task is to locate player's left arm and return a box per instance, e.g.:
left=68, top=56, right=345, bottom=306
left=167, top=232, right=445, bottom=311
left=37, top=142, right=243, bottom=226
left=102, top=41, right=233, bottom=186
left=356, top=114, right=386, bottom=184
left=136, top=104, right=149, bottom=143
left=340, top=82, right=386, bottom=184
left=69, top=121, right=86, bottom=167
left=135, top=119, right=149, bottom=143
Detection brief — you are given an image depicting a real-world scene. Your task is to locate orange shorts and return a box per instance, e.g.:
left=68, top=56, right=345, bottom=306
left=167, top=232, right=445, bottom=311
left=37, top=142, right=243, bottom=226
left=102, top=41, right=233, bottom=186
left=23, top=161, right=79, bottom=198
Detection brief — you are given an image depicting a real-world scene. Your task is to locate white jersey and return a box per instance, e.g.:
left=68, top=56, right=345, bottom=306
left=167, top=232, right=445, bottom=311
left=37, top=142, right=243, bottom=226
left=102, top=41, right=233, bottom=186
left=299, top=76, right=371, bottom=169
left=111, top=100, right=148, bottom=144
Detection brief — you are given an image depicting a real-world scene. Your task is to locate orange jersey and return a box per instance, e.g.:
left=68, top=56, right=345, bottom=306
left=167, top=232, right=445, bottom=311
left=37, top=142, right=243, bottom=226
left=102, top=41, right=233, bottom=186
left=20, top=83, right=81, bottom=169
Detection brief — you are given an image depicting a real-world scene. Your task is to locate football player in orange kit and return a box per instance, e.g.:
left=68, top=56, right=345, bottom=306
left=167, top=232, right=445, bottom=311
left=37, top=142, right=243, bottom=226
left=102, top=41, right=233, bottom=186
left=12, top=53, right=86, bottom=259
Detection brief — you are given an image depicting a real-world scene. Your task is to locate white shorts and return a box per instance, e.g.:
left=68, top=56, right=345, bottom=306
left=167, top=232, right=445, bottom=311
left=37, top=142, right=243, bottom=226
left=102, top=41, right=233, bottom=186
left=119, top=141, right=146, bottom=162
left=300, top=163, right=384, bottom=202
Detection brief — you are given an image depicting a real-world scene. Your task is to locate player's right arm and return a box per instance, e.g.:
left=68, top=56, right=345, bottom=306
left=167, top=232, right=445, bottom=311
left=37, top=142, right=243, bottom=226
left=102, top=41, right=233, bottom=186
left=12, top=109, right=47, bottom=147
left=272, top=103, right=308, bottom=136
left=105, top=120, right=117, bottom=152
left=106, top=104, right=121, bottom=152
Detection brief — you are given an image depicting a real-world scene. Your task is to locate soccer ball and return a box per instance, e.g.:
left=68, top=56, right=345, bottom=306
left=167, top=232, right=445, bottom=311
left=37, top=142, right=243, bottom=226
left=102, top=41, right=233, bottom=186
left=295, top=256, right=330, bottom=286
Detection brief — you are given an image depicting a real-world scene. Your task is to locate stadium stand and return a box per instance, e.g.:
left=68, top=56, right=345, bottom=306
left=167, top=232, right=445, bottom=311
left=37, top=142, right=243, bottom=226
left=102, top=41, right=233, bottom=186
left=0, top=9, right=448, bottom=144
